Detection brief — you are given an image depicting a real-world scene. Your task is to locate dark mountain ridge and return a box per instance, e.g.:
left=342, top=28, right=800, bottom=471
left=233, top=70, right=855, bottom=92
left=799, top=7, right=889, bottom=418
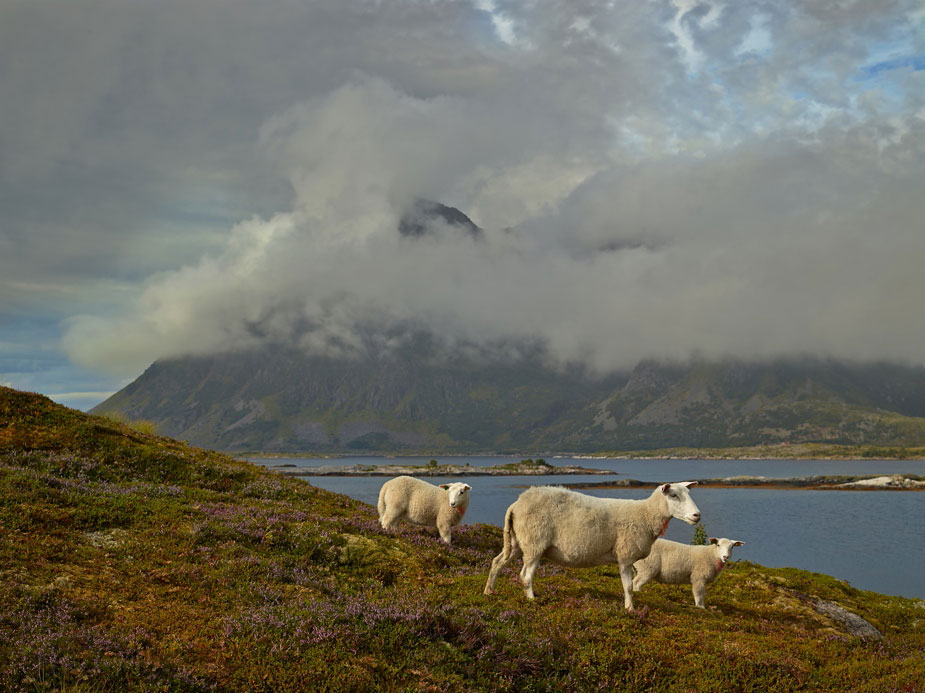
left=93, top=346, right=925, bottom=453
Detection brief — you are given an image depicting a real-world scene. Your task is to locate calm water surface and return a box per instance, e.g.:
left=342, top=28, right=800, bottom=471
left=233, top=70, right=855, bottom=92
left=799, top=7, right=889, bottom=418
left=249, top=456, right=925, bottom=599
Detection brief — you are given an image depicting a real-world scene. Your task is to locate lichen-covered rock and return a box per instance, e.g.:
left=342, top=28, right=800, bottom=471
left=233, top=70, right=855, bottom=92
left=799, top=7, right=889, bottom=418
left=811, top=598, right=882, bottom=640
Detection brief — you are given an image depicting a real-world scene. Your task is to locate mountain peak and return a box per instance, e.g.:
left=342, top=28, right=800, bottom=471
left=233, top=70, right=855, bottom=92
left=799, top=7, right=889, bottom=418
left=398, top=199, right=481, bottom=239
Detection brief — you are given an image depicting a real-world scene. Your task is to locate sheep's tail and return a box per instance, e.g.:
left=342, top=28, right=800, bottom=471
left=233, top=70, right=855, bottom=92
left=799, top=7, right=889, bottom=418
left=377, top=485, right=387, bottom=526
left=501, top=504, right=518, bottom=559
left=484, top=501, right=520, bottom=596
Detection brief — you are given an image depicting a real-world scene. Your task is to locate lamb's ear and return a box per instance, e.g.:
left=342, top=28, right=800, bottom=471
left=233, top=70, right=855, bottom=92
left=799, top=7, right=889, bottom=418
left=682, top=480, right=698, bottom=488
left=661, top=483, right=672, bottom=495
left=463, top=484, right=472, bottom=491
left=709, top=537, right=719, bottom=545
left=439, top=484, right=450, bottom=490
left=733, top=541, right=745, bottom=546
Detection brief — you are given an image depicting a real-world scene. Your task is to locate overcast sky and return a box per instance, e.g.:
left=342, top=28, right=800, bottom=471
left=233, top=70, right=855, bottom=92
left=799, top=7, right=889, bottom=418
left=2, top=0, right=923, bottom=410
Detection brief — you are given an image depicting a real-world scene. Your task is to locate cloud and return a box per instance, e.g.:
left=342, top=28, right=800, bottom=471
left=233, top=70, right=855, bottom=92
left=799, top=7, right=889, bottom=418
left=63, top=80, right=925, bottom=375
left=0, top=1, right=920, bottom=378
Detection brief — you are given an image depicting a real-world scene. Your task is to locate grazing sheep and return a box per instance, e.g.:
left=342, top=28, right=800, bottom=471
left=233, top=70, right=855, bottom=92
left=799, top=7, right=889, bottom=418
left=377, top=476, right=471, bottom=545
left=483, top=482, right=700, bottom=610
left=632, top=537, right=745, bottom=608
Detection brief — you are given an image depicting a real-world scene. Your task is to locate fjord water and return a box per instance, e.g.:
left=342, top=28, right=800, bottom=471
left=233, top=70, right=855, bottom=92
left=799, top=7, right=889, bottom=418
left=250, top=456, right=925, bottom=599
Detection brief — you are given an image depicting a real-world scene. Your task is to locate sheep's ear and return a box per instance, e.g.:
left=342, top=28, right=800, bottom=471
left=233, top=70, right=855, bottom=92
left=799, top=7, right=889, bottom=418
left=708, top=537, right=719, bottom=545
left=682, top=480, right=698, bottom=488
left=660, top=483, right=672, bottom=495
left=733, top=541, right=745, bottom=546
left=463, top=484, right=471, bottom=491
left=439, top=484, right=450, bottom=490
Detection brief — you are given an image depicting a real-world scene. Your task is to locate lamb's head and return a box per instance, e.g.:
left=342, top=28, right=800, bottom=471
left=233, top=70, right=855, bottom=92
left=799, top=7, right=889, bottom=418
left=660, top=481, right=701, bottom=525
left=439, top=482, right=471, bottom=508
left=709, top=537, right=745, bottom=564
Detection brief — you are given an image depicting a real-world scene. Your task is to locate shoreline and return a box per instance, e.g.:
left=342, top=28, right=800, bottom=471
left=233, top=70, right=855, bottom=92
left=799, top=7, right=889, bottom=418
left=263, top=460, right=925, bottom=490
left=564, top=473, right=925, bottom=491
left=267, top=461, right=614, bottom=477
left=237, top=445, right=925, bottom=462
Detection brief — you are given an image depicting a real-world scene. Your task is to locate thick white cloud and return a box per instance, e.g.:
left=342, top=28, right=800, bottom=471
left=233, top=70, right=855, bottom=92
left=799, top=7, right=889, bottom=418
left=1, top=0, right=922, bottom=380
left=63, top=80, right=925, bottom=375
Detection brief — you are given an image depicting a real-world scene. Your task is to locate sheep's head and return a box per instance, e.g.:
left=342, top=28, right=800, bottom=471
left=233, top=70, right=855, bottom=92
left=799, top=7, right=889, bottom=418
left=660, top=481, right=701, bottom=525
left=439, top=482, right=471, bottom=508
left=709, top=537, right=745, bottom=564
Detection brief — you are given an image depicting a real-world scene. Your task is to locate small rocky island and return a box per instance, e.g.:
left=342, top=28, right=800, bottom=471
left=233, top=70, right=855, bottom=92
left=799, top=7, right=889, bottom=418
left=269, top=458, right=615, bottom=477
left=566, top=473, right=925, bottom=491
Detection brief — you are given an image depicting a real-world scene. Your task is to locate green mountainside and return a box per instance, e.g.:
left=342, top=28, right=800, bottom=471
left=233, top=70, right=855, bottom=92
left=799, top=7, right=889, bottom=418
left=2, top=386, right=923, bottom=690
left=576, top=358, right=925, bottom=451
left=92, top=345, right=925, bottom=453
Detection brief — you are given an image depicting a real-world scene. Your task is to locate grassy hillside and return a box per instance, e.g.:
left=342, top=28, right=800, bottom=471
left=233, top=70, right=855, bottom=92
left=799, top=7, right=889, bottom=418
left=2, top=386, right=923, bottom=691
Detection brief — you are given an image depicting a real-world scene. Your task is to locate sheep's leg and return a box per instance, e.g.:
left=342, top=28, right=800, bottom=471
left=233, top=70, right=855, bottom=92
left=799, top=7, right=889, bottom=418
left=519, top=553, right=542, bottom=600
left=692, top=581, right=706, bottom=608
left=380, top=505, right=403, bottom=531
left=437, top=522, right=452, bottom=545
left=483, top=545, right=521, bottom=595
left=632, top=565, right=654, bottom=592
left=619, top=562, right=635, bottom=610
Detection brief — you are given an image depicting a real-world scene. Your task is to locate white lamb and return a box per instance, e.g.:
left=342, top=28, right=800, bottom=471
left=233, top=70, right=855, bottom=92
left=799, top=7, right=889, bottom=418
left=483, top=482, right=701, bottom=610
left=632, top=537, right=745, bottom=608
left=377, top=476, right=471, bottom=545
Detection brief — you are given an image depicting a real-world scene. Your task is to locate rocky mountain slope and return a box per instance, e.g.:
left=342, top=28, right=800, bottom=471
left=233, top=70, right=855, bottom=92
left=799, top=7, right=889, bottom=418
left=573, top=358, right=925, bottom=451
left=92, top=347, right=925, bottom=453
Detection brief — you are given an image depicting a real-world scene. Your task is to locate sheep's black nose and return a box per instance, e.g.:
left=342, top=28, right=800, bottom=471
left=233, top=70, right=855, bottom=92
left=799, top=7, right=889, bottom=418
left=692, top=512, right=701, bottom=522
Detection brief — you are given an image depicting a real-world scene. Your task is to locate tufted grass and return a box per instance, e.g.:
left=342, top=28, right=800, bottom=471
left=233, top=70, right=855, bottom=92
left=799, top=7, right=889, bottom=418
left=1, top=386, right=923, bottom=691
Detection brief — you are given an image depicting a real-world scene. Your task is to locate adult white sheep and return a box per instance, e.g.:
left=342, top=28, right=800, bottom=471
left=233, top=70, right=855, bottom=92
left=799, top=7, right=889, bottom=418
left=632, top=537, right=745, bottom=608
left=483, top=482, right=700, bottom=610
left=377, top=476, right=471, bottom=545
